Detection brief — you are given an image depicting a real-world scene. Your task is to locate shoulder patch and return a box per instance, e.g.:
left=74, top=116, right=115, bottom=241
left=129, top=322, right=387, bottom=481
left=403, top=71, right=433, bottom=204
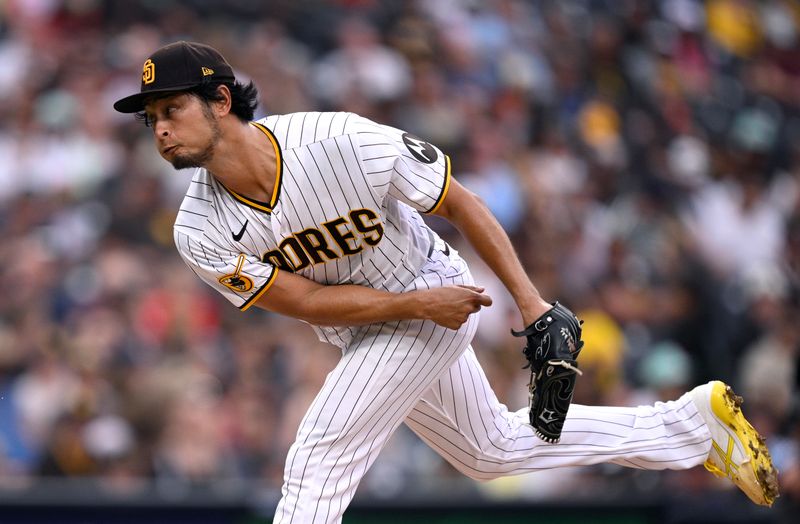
left=402, top=133, right=438, bottom=164
left=218, top=254, right=253, bottom=293
left=219, top=273, right=253, bottom=293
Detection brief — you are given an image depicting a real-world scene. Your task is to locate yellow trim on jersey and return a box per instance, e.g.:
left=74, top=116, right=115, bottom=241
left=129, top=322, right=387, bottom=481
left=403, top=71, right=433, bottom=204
left=426, top=154, right=451, bottom=214
left=239, top=268, right=279, bottom=311
left=219, top=122, right=283, bottom=214
left=220, top=182, right=273, bottom=213
left=251, top=121, right=283, bottom=209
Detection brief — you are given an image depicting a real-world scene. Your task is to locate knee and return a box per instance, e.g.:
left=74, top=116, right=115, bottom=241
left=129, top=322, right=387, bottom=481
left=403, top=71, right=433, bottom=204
left=451, top=456, right=505, bottom=482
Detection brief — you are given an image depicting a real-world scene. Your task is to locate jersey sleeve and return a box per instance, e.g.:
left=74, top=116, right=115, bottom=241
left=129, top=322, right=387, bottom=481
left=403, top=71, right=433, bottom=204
left=352, top=115, right=451, bottom=213
left=174, top=230, right=278, bottom=311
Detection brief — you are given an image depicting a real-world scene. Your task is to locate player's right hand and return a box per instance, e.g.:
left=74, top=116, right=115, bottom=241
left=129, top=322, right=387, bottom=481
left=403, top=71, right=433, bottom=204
left=420, top=285, right=492, bottom=329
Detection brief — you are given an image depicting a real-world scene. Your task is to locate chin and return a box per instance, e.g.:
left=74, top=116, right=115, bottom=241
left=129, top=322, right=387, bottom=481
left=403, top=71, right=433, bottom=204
left=170, top=154, right=203, bottom=170
left=171, top=160, right=199, bottom=170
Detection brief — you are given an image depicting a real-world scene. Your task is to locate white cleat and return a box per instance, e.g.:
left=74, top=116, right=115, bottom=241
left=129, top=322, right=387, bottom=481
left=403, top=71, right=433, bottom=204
left=689, top=381, right=779, bottom=507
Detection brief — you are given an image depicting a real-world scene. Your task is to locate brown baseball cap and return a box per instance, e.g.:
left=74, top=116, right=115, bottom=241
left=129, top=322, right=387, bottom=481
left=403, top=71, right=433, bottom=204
left=113, top=41, right=235, bottom=113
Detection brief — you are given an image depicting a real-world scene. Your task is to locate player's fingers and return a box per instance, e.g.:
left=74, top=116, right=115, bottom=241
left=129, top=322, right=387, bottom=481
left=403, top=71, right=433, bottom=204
left=475, top=293, right=492, bottom=307
left=453, top=285, right=492, bottom=306
left=456, top=285, right=485, bottom=293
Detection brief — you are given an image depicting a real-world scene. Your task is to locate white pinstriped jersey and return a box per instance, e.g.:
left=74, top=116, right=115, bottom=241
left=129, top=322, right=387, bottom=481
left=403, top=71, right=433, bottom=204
left=174, top=111, right=452, bottom=348
left=172, top=113, right=718, bottom=524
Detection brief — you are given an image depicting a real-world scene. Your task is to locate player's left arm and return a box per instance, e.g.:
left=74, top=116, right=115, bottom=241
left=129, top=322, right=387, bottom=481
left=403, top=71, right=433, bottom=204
left=432, top=178, right=550, bottom=327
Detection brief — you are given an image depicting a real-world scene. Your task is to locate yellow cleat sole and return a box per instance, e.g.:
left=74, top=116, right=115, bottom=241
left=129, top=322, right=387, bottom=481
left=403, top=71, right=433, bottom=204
left=707, top=381, right=780, bottom=507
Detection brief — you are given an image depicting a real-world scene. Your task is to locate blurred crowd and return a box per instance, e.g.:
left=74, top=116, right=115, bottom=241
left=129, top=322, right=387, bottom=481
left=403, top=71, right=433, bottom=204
left=0, top=0, right=799, bottom=517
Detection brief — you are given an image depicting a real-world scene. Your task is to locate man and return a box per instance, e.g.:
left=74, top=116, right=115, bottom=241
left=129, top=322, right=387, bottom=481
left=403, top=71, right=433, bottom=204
left=114, top=41, right=778, bottom=522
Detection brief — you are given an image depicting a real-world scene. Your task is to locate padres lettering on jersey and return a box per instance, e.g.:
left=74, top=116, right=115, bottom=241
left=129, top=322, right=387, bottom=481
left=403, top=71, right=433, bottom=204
left=173, top=112, right=451, bottom=348
left=262, top=208, right=384, bottom=271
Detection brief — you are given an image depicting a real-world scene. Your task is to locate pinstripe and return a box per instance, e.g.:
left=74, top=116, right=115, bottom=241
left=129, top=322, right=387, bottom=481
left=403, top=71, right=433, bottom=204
left=317, top=142, right=357, bottom=282
left=204, top=220, right=226, bottom=240
left=469, top=354, right=530, bottom=447
left=404, top=363, right=710, bottom=481
left=283, top=322, right=402, bottom=517
left=559, top=419, right=703, bottom=441
left=319, top=320, right=441, bottom=475
left=388, top=174, right=436, bottom=206
left=407, top=414, right=707, bottom=474
left=305, top=142, right=348, bottom=285
left=306, top=144, right=343, bottom=217
left=278, top=327, right=374, bottom=523
left=394, top=167, right=436, bottom=195
left=243, top=207, right=272, bottom=249
left=178, top=207, right=208, bottom=218
left=198, top=242, right=214, bottom=267
left=374, top=218, right=416, bottom=278
left=321, top=138, right=369, bottom=285
left=457, top=357, right=483, bottom=450
left=464, top=352, right=515, bottom=453
left=407, top=409, right=548, bottom=474
left=325, top=111, right=334, bottom=139
left=361, top=154, right=396, bottom=161
left=292, top=324, right=371, bottom=441
left=344, top=134, right=382, bottom=209
left=290, top=149, right=329, bottom=217
left=289, top=148, right=334, bottom=284
left=325, top=314, right=469, bottom=521
left=169, top=111, right=716, bottom=523
left=406, top=410, right=709, bottom=476
left=338, top=112, right=352, bottom=137
left=185, top=193, right=211, bottom=202
left=331, top=272, right=471, bottom=464
left=298, top=112, right=308, bottom=148
left=282, top=264, right=474, bottom=522
left=315, top=321, right=428, bottom=522
left=282, top=161, right=316, bottom=223
left=395, top=162, right=439, bottom=187
left=312, top=111, right=323, bottom=142
left=174, top=222, right=203, bottom=232
left=288, top=321, right=407, bottom=522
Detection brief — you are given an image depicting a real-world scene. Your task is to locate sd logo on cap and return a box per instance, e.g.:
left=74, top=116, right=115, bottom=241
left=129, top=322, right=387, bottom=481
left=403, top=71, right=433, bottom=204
left=114, top=41, right=235, bottom=113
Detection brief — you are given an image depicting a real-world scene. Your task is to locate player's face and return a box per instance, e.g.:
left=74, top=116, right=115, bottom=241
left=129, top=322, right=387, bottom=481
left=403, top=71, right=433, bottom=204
left=144, top=93, right=222, bottom=170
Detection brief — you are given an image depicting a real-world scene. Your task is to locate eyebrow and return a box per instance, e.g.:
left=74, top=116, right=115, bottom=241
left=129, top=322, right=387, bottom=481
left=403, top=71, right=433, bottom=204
left=144, top=92, right=190, bottom=111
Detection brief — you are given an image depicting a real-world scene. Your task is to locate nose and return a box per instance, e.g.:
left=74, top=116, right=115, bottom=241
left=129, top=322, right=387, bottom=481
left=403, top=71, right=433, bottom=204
left=153, top=119, right=170, bottom=138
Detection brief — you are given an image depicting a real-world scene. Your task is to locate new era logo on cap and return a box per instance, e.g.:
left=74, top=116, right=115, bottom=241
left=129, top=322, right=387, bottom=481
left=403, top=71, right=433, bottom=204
left=113, top=41, right=235, bottom=113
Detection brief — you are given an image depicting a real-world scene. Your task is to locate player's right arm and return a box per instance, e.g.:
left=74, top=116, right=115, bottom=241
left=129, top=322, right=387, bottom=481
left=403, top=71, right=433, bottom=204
left=253, top=270, right=490, bottom=329
left=174, top=230, right=489, bottom=330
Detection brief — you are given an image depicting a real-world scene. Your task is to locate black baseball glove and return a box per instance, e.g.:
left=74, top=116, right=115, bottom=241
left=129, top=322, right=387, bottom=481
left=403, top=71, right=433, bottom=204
left=512, top=302, right=584, bottom=443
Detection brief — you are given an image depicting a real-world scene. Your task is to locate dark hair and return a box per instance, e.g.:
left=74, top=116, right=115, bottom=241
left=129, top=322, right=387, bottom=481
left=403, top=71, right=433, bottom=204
left=191, top=80, right=259, bottom=122
left=134, top=80, right=259, bottom=126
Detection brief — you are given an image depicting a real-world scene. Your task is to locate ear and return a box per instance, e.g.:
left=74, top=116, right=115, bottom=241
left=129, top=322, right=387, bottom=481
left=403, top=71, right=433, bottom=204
left=212, top=85, right=233, bottom=117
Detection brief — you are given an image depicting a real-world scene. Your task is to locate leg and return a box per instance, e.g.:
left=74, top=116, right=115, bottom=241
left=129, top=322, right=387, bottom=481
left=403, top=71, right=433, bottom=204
left=273, top=259, right=479, bottom=523
left=405, top=346, right=712, bottom=480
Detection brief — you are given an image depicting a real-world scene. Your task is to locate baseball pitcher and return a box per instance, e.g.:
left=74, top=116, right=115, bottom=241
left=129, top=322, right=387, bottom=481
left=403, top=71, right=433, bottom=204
left=114, top=41, right=778, bottom=523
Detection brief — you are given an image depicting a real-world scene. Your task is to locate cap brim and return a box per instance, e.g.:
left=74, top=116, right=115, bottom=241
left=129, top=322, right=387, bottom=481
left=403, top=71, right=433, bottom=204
left=113, top=84, right=199, bottom=113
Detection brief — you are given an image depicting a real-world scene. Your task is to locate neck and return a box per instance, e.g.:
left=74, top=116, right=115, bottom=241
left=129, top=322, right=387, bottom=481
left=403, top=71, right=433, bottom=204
left=205, top=118, right=277, bottom=203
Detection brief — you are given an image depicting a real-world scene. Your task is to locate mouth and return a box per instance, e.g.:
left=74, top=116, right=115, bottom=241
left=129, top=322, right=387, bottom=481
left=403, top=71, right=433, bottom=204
left=162, top=145, right=178, bottom=155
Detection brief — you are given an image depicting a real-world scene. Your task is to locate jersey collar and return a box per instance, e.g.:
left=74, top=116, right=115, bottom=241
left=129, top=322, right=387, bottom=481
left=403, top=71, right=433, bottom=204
left=219, top=121, right=283, bottom=214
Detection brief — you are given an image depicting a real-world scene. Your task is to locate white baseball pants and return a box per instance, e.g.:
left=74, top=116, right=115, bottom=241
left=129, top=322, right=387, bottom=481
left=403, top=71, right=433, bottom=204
left=273, top=250, right=712, bottom=523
